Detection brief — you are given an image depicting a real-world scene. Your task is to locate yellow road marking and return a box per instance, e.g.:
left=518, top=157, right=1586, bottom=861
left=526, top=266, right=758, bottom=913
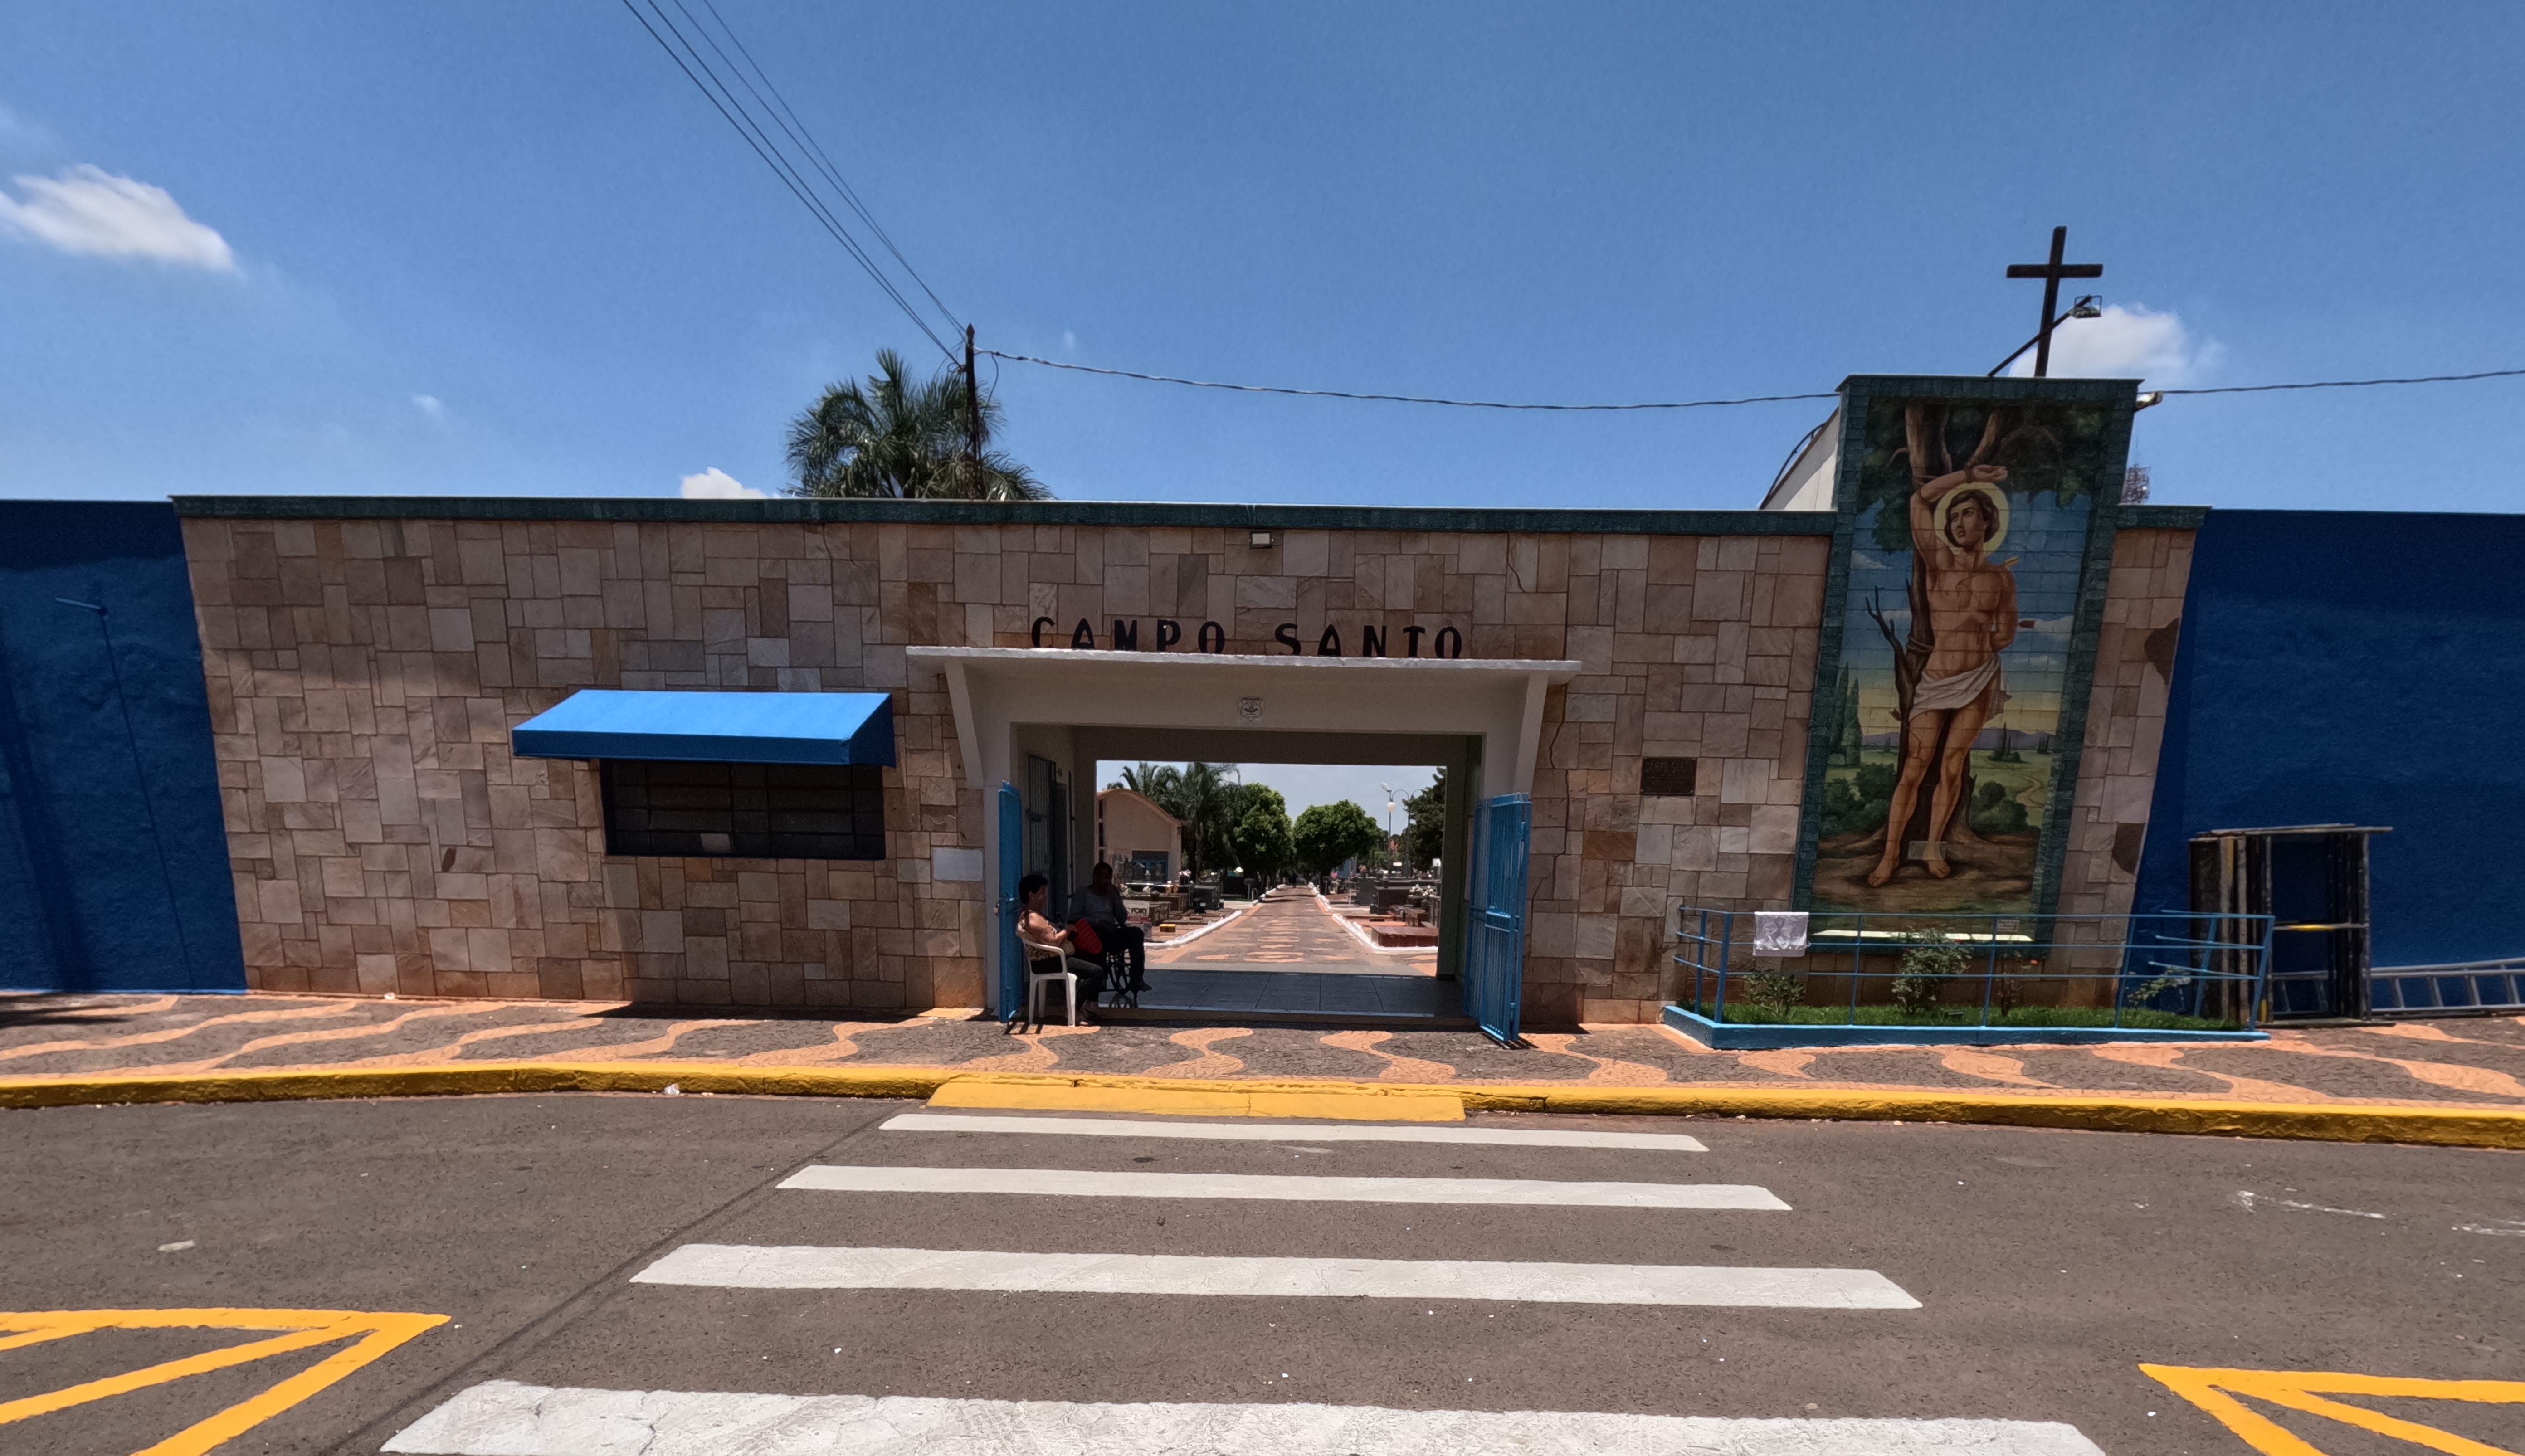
left=2142, top=1363, right=2525, bottom=1456
left=0, top=1307, right=446, bottom=1456
left=928, top=1080, right=1465, bottom=1121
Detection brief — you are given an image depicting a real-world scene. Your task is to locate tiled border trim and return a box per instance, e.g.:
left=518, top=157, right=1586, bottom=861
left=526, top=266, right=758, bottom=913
left=6, top=1064, right=2521, bottom=1150
left=169, top=496, right=1839, bottom=536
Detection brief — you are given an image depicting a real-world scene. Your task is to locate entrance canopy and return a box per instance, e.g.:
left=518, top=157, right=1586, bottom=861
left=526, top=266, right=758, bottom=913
left=509, top=688, right=896, bottom=765
left=907, top=648, right=1582, bottom=802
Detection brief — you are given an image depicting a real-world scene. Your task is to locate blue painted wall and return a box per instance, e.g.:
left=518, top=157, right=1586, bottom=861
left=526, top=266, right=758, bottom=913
left=0, top=502, right=244, bottom=991
left=2134, top=510, right=2525, bottom=968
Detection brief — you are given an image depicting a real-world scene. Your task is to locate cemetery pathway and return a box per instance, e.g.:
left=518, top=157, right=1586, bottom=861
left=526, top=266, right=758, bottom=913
left=1148, top=889, right=1438, bottom=973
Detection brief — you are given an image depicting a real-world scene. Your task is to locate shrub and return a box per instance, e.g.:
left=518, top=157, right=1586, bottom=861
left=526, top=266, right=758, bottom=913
left=1740, top=969, right=1807, bottom=1022
left=1891, top=942, right=1970, bottom=1017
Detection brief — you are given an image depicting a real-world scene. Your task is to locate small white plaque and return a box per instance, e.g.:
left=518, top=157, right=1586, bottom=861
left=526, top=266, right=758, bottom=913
left=1238, top=696, right=1262, bottom=724
left=933, top=847, right=985, bottom=881
left=1752, top=911, right=1809, bottom=957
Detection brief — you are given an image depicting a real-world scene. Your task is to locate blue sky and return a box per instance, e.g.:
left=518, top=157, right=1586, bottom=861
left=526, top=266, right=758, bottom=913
left=3, top=3, right=2521, bottom=513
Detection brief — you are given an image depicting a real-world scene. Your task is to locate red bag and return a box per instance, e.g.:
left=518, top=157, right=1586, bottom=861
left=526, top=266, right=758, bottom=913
left=1068, top=918, right=1104, bottom=955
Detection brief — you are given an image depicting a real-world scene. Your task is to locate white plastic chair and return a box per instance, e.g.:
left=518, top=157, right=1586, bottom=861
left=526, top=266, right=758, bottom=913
left=1024, top=945, right=1078, bottom=1029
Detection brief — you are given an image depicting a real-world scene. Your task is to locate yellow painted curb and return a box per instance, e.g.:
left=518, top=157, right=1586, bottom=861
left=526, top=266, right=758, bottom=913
left=2, top=1063, right=2521, bottom=1149
left=0, top=1062, right=955, bottom=1109
left=1441, top=1083, right=2525, bottom=1150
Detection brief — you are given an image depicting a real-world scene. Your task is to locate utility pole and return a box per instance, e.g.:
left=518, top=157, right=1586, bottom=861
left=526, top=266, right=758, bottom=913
left=963, top=325, right=982, bottom=486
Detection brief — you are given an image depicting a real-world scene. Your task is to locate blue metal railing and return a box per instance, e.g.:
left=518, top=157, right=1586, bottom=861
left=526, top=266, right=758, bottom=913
left=2369, top=958, right=2525, bottom=1017
left=1672, top=907, right=2275, bottom=1032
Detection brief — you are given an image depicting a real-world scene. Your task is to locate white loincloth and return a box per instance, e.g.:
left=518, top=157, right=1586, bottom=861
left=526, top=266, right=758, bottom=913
left=1908, top=655, right=2006, bottom=719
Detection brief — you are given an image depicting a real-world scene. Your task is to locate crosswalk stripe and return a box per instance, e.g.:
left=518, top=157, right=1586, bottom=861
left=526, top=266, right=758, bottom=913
left=385, top=1382, right=2103, bottom=1456
left=779, top=1164, right=1788, bottom=1208
left=879, top=1111, right=1707, bottom=1150
left=632, top=1244, right=1920, bottom=1308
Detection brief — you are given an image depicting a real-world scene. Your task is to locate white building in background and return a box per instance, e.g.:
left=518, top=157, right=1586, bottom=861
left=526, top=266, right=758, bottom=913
left=1097, top=788, right=1185, bottom=885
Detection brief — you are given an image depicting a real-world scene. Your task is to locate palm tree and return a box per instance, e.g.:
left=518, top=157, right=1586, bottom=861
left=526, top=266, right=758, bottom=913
left=1171, top=763, right=1238, bottom=876
left=785, top=349, right=1048, bottom=501
left=1117, top=763, right=1179, bottom=808
left=1106, top=762, right=1244, bottom=873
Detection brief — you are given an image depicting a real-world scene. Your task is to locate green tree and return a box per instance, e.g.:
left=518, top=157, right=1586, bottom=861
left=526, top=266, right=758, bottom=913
left=786, top=349, right=1048, bottom=501
left=1401, top=770, right=1448, bottom=867
left=1228, top=784, right=1294, bottom=881
left=1292, top=800, right=1384, bottom=877
left=1116, top=762, right=1179, bottom=801
left=1102, top=762, right=1264, bottom=876
left=1120, top=762, right=1237, bottom=875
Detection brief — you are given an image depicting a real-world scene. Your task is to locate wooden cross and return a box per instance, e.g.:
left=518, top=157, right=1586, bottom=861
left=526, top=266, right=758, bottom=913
left=2005, top=226, right=2103, bottom=377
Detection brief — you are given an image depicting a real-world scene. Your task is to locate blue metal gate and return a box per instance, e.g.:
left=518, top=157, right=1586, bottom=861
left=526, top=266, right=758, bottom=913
left=997, top=781, right=1024, bottom=1023
left=1461, top=792, right=1532, bottom=1045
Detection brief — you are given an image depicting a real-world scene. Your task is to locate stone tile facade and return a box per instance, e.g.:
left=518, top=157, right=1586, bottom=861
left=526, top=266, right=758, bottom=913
left=2054, top=527, right=2197, bottom=920
left=177, top=510, right=1835, bottom=1024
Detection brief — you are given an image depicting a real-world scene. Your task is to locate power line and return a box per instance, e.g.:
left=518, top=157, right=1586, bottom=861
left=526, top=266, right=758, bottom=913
left=607, top=15, right=2525, bottom=421
left=2157, top=366, right=2525, bottom=396
left=690, top=0, right=962, bottom=339
left=621, top=0, right=960, bottom=360
left=979, top=351, right=1837, bottom=410
left=639, top=0, right=951, bottom=357
left=989, top=348, right=2525, bottom=412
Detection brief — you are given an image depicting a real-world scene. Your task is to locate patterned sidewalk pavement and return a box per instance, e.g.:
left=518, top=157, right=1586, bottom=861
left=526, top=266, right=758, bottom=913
left=7, top=991, right=2525, bottom=1109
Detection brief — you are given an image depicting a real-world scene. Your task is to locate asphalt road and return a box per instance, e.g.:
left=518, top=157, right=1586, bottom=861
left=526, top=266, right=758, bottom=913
left=3, top=1094, right=2519, bottom=1456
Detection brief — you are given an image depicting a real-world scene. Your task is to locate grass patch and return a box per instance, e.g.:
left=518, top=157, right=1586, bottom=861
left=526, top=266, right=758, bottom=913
left=1677, top=999, right=2242, bottom=1032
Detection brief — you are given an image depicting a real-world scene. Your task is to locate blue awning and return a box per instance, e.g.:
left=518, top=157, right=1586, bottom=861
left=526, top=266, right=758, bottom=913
left=509, top=690, right=895, bottom=766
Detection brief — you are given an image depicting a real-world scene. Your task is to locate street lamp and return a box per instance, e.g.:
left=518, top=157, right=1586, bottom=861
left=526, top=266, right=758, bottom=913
left=1986, top=295, right=2104, bottom=377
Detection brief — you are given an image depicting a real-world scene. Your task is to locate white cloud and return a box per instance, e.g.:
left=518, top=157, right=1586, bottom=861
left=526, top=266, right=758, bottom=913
left=2009, top=303, right=2212, bottom=387
left=0, top=164, right=235, bottom=269
left=411, top=394, right=448, bottom=423
left=679, top=467, right=765, bottom=500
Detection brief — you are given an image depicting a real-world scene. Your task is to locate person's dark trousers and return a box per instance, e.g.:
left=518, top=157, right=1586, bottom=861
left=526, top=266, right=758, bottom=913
left=1062, top=955, right=1108, bottom=1018
left=1108, top=925, right=1147, bottom=989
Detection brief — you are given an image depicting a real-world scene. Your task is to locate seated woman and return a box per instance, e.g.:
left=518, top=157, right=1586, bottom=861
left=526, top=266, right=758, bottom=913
left=1017, top=872, right=1107, bottom=1017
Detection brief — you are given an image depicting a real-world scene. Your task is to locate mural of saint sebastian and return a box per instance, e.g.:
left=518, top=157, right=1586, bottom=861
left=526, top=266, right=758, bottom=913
left=1865, top=459, right=2017, bottom=887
